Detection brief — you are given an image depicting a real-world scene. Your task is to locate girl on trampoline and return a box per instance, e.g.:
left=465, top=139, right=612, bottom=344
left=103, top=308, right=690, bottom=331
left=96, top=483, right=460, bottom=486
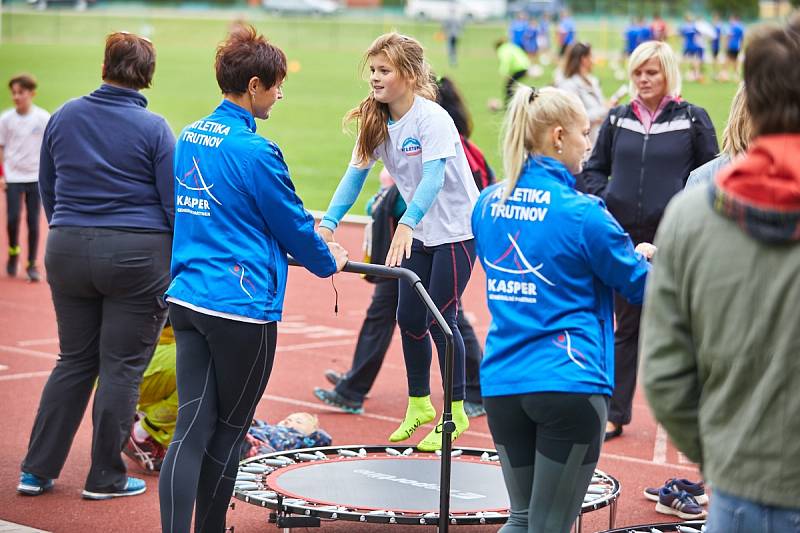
left=471, top=85, right=654, bottom=532
left=318, top=33, right=480, bottom=452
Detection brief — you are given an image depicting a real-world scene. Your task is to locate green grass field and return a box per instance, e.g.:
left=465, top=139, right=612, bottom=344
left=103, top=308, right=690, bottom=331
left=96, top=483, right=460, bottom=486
left=0, top=8, right=738, bottom=210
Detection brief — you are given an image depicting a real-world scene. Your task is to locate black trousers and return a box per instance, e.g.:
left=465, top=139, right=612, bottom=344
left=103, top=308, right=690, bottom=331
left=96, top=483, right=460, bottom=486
left=336, top=278, right=483, bottom=404
left=6, top=182, right=41, bottom=262
left=484, top=393, right=607, bottom=533
left=21, top=227, right=171, bottom=491
left=160, top=305, right=277, bottom=533
left=608, top=226, right=653, bottom=426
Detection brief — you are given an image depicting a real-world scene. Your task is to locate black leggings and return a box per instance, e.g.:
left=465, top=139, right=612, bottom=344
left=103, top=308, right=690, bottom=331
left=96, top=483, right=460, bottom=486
left=6, top=182, right=40, bottom=262
left=159, top=304, right=276, bottom=533
left=397, top=238, right=475, bottom=401
left=484, top=392, right=608, bottom=533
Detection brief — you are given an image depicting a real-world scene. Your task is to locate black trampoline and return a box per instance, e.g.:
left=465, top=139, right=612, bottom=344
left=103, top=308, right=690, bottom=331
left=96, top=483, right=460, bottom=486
left=233, top=445, right=620, bottom=530
left=599, top=520, right=706, bottom=533
left=253, top=260, right=621, bottom=531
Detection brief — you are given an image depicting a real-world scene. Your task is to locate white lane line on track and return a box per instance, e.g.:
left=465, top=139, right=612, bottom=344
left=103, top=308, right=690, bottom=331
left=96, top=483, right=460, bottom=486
left=0, top=345, right=56, bottom=360
left=276, top=339, right=355, bottom=352
left=602, top=451, right=698, bottom=473
left=0, top=370, right=51, bottom=381
left=653, top=423, right=669, bottom=464
left=16, top=338, right=59, bottom=347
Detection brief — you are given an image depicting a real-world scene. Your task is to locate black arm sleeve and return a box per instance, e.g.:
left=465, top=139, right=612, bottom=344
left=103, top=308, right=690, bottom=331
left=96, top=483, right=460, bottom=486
left=578, top=109, right=618, bottom=196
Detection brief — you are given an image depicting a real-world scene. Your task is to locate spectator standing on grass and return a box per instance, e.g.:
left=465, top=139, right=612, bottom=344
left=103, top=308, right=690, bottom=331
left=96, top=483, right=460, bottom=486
left=442, top=5, right=463, bottom=67
left=0, top=74, right=49, bottom=282
left=557, top=42, right=617, bottom=146
left=685, top=82, right=752, bottom=189
left=556, top=8, right=576, bottom=57
left=318, top=33, right=480, bottom=452
left=641, top=22, right=800, bottom=533
left=722, top=14, right=745, bottom=82
left=158, top=26, right=347, bottom=533
left=495, top=38, right=530, bottom=107
left=472, top=85, right=652, bottom=533
left=580, top=40, right=718, bottom=442
left=17, top=32, right=174, bottom=500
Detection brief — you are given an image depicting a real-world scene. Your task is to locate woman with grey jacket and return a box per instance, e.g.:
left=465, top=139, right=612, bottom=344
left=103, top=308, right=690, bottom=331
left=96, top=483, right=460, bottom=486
left=557, top=42, right=618, bottom=145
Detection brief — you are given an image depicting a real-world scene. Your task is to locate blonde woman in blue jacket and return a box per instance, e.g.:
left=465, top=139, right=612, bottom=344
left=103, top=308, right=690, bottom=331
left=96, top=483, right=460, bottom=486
left=471, top=86, right=652, bottom=533
left=159, top=26, right=347, bottom=533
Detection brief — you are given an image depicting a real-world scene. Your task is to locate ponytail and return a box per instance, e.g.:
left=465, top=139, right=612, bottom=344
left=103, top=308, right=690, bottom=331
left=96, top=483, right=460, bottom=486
left=499, top=85, right=585, bottom=202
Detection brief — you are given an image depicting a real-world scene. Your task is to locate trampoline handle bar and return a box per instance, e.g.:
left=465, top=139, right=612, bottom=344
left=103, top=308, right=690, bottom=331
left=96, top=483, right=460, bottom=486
left=288, top=257, right=456, bottom=532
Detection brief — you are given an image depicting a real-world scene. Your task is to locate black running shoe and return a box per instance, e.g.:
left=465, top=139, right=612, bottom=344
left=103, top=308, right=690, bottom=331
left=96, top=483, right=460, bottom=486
left=313, top=387, right=363, bottom=414
left=324, top=369, right=343, bottom=387
left=26, top=263, right=41, bottom=283
left=7, top=254, right=18, bottom=277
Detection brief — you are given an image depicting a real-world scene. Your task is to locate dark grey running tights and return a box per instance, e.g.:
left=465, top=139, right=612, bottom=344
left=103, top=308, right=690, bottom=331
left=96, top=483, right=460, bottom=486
left=159, top=304, right=276, bottom=533
left=484, top=392, right=608, bottom=533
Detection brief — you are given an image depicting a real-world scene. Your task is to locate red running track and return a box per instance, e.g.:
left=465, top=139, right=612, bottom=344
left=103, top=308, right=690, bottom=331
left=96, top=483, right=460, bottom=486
left=0, top=213, right=702, bottom=532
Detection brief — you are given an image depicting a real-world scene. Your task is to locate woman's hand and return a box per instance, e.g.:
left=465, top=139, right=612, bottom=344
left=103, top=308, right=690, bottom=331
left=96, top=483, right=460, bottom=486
left=318, top=227, right=335, bottom=243
left=327, top=241, right=349, bottom=273
left=635, top=242, right=657, bottom=260
left=385, top=224, right=414, bottom=267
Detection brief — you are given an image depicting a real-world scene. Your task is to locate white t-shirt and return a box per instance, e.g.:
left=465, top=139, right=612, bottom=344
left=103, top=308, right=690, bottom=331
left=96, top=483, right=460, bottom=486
left=352, top=96, right=479, bottom=247
left=0, top=105, right=50, bottom=183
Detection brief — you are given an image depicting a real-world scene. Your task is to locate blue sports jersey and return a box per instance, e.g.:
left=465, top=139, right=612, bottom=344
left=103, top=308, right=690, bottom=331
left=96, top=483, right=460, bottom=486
left=167, top=100, right=337, bottom=322
left=522, top=24, right=539, bottom=53
left=728, top=21, right=744, bottom=51
left=680, top=22, right=701, bottom=53
left=509, top=19, right=528, bottom=48
left=624, top=24, right=640, bottom=53
left=638, top=25, right=653, bottom=45
left=559, top=17, right=576, bottom=46
left=471, top=156, right=650, bottom=397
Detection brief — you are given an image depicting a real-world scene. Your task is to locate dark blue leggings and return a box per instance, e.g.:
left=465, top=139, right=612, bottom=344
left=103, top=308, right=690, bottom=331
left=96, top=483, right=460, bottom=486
left=397, top=238, right=475, bottom=401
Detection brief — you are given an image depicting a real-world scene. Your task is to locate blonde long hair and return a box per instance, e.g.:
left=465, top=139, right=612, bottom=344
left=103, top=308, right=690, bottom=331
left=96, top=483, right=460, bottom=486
left=720, top=83, right=752, bottom=158
left=500, top=85, right=585, bottom=201
left=345, top=33, right=437, bottom=167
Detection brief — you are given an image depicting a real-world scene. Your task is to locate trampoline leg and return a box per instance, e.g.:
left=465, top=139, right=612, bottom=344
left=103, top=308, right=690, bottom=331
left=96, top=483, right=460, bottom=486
left=573, top=513, right=582, bottom=533
left=609, top=499, right=618, bottom=528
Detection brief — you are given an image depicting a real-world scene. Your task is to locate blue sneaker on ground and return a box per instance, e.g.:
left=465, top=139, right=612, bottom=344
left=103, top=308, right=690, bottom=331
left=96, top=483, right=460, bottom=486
left=82, top=476, right=146, bottom=500
left=644, top=478, right=708, bottom=505
left=654, top=487, right=707, bottom=519
left=17, top=472, right=54, bottom=496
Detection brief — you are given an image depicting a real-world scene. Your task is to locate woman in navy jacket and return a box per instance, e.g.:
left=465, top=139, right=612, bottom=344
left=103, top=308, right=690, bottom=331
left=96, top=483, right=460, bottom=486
left=579, top=41, right=717, bottom=440
left=472, top=86, right=652, bottom=533
left=159, top=26, right=347, bottom=533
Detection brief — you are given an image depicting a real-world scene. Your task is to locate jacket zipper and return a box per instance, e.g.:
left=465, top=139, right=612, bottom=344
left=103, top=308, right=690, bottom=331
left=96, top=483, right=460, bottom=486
left=636, top=133, right=649, bottom=228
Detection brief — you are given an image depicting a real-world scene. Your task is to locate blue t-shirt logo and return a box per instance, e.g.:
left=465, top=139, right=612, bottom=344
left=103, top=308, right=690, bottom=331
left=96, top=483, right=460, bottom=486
left=401, top=137, right=422, bottom=156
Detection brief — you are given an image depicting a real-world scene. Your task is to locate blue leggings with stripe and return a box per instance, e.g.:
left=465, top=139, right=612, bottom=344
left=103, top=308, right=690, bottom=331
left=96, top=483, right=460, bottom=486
left=397, top=238, right=476, bottom=401
left=159, top=304, right=276, bottom=533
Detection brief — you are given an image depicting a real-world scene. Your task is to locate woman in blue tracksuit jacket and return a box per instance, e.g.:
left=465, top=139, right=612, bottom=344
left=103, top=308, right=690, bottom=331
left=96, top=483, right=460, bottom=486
left=159, top=26, right=347, bottom=533
left=471, top=86, right=651, bottom=533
